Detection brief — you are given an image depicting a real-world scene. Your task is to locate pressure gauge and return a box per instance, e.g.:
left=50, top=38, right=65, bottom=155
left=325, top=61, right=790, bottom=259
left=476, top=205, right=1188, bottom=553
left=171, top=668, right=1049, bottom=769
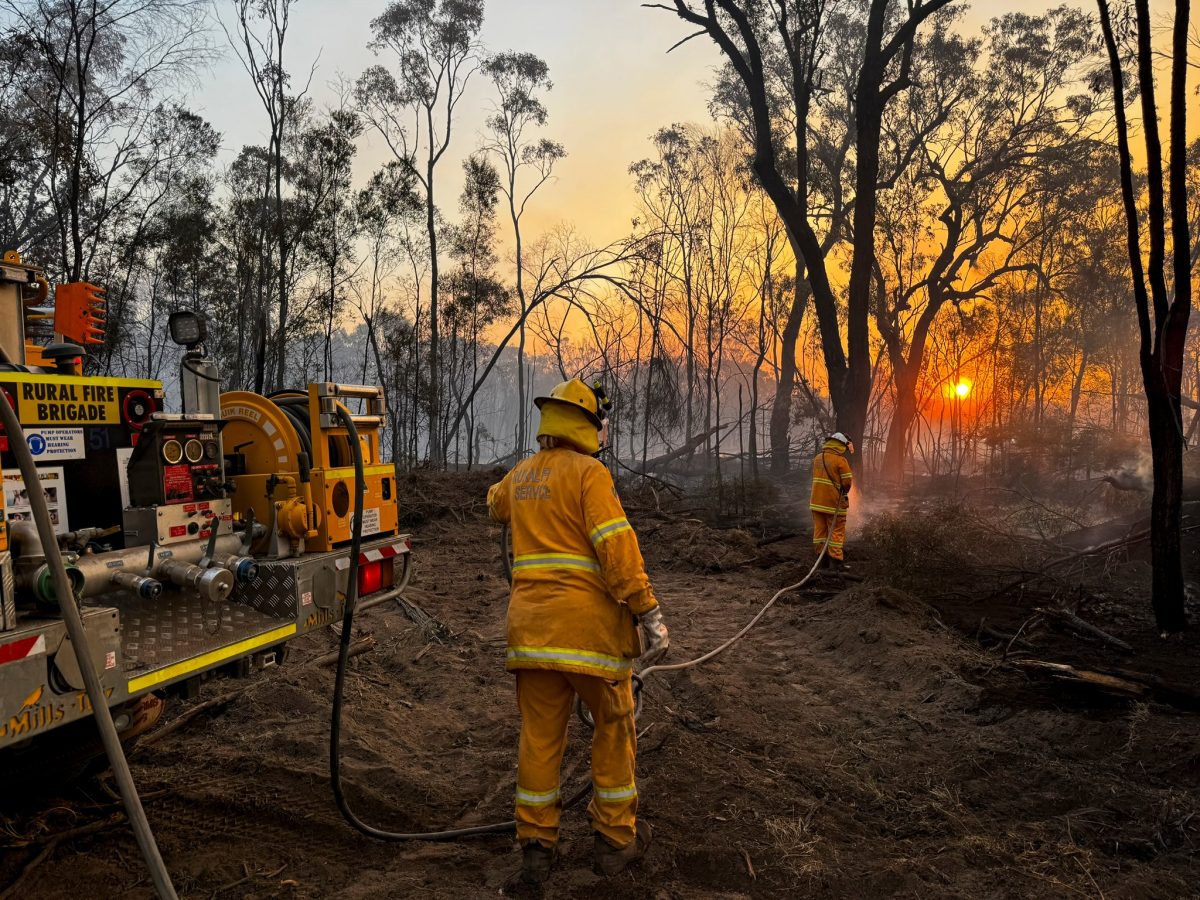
left=162, top=439, right=184, bottom=465
left=204, top=440, right=219, bottom=461
left=184, top=439, right=204, bottom=464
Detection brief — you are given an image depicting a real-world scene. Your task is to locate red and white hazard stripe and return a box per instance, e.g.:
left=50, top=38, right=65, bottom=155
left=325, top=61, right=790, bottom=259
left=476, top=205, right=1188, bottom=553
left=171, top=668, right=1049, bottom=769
left=0, top=634, right=46, bottom=666
left=336, top=539, right=412, bottom=570
left=336, top=535, right=415, bottom=571
left=359, top=541, right=409, bottom=564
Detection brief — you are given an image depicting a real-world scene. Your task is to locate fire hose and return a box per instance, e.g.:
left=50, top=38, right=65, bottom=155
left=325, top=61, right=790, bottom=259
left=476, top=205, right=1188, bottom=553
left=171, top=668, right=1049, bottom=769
left=328, top=418, right=836, bottom=839
left=328, top=408, right=518, bottom=840
left=610, top=528, right=832, bottom=726
left=0, top=392, right=179, bottom=899
left=499, top=513, right=837, bottom=729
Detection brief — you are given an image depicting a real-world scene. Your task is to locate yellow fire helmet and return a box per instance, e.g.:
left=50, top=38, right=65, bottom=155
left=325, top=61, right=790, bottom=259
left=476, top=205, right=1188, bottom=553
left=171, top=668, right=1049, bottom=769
left=535, top=378, right=602, bottom=454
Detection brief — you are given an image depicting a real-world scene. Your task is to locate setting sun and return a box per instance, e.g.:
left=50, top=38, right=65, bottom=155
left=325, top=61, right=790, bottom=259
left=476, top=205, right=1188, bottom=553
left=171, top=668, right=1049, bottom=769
left=955, top=381, right=972, bottom=398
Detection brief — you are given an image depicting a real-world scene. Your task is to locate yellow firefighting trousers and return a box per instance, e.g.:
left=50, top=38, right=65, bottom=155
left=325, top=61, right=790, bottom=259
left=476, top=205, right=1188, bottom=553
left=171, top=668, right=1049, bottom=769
left=514, top=669, right=638, bottom=849
left=812, top=510, right=847, bottom=561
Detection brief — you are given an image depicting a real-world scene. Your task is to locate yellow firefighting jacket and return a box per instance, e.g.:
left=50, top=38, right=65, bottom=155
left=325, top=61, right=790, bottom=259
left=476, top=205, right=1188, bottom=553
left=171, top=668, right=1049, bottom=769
left=811, top=440, right=852, bottom=514
left=488, top=447, right=658, bottom=680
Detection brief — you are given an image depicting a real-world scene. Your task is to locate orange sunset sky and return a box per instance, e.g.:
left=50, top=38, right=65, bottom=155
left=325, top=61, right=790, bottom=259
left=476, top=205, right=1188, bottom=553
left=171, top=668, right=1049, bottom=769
left=194, top=0, right=1092, bottom=247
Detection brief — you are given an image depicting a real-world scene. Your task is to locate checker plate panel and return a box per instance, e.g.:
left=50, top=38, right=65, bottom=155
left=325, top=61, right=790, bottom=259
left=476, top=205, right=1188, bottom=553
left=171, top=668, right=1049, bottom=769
left=111, top=592, right=285, bottom=678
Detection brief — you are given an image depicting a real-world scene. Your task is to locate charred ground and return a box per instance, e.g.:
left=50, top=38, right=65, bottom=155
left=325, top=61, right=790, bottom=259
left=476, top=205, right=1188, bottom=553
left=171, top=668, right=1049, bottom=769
left=2, top=469, right=1198, bottom=898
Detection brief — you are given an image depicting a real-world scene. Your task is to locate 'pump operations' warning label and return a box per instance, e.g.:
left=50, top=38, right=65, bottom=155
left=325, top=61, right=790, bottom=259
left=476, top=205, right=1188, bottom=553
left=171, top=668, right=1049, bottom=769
left=23, top=428, right=85, bottom=461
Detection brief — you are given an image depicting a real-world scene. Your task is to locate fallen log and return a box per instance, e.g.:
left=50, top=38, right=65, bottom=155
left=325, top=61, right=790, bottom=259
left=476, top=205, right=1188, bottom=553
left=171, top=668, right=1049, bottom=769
left=1011, top=660, right=1148, bottom=696
left=986, top=521, right=1200, bottom=600
left=976, top=619, right=1036, bottom=651
left=312, top=636, right=377, bottom=668
left=613, top=457, right=684, bottom=497
left=1033, top=607, right=1134, bottom=654
left=137, top=691, right=244, bottom=749
left=392, top=590, right=450, bottom=642
left=643, top=425, right=724, bottom=470
left=1012, top=659, right=1200, bottom=710
left=0, top=817, right=124, bottom=899
left=756, top=532, right=797, bottom=548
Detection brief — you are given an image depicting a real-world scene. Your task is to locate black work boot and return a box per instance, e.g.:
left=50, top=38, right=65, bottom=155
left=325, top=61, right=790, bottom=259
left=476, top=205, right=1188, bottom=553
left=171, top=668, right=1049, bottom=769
left=593, top=820, right=651, bottom=876
left=517, top=841, right=556, bottom=885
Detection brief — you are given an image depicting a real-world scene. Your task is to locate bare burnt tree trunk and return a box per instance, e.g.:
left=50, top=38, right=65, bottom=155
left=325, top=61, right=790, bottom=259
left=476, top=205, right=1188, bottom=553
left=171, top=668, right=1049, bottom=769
left=1097, top=0, right=1192, bottom=633
left=882, top=363, right=918, bottom=483
left=881, top=292, right=943, bottom=482
left=769, top=272, right=807, bottom=474
left=425, top=142, right=442, bottom=462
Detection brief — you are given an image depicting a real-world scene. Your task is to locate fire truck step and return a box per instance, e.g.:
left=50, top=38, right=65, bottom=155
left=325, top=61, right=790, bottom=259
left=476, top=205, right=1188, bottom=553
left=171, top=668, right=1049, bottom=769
left=111, top=593, right=295, bottom=693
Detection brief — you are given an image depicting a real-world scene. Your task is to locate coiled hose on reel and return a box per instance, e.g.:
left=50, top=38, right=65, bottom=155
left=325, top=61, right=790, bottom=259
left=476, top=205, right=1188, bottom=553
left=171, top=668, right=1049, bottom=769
left=265, top=390, right=350, bottom=467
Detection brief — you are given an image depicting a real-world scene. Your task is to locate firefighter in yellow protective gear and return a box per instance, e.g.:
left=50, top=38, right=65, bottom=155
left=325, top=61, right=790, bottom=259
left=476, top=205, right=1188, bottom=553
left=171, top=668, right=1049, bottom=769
left=811, top=431, right=854, bottom=566
left=488, top=378, right=667, bottom=885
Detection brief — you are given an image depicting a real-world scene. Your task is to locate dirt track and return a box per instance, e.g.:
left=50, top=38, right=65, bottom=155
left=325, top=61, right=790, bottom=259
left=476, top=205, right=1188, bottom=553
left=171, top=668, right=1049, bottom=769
left=4, top=471, right=1199, bottom=898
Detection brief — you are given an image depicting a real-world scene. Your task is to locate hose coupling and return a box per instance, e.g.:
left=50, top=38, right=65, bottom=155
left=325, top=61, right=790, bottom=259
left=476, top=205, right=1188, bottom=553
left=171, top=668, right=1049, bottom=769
left=33, top=561, right=85, bottom=605
left=211, top=553, right=258, bottom=583
left=110, top=570, right=163, bottom=600
left=158, top=558, right=234, bottom=604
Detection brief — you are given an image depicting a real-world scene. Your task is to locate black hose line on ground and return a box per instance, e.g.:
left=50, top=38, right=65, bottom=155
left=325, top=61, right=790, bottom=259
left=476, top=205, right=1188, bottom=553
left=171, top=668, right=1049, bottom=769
left=0, top=396, right=178, bottom=900
left=328, top=408, right=516, bottom=841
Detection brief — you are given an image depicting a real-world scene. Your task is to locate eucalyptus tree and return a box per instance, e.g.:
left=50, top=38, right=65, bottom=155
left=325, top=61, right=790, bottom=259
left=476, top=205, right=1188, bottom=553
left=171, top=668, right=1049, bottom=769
left=657, top=0, right=957, bottom=477
left=227, top=0, right=313, bottom=392
left=875, top=7, right=1099, bottom=481
left=353, top=161, right=422, bottom=462
left=443, top=154, right=509, bottom=465
left=0, top=0, right=212, bottom=282
left=480, top=50, right=564, bottom=455
left=356, top=0, right=485, bottom=465
left=294, top=107, right=362, bottom=381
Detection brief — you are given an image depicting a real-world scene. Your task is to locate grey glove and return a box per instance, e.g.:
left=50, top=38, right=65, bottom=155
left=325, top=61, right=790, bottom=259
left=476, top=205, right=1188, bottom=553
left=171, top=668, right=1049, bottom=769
left=638, top=607, right=669, bottom=664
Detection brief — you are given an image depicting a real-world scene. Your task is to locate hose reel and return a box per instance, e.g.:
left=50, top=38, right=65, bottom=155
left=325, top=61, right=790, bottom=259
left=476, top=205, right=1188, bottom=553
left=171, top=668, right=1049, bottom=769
left=220, top=384, right=397, bottom=557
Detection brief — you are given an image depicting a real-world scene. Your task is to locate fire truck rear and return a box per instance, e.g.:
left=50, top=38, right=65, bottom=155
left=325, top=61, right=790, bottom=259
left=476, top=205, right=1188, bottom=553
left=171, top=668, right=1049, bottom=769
left=0, top=252, right=411, bottom=749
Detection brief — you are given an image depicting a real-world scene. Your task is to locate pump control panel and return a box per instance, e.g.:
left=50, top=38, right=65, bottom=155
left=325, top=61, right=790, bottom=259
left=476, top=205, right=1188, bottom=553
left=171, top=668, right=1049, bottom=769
left=126, top=417, right=226, bottom=507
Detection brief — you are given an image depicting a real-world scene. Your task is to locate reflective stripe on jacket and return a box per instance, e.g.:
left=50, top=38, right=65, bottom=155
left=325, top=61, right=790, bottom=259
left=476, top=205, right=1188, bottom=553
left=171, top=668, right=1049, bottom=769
left=488, top=447, right=658, bottom=680
left=811, top=440, right=852, bottom=513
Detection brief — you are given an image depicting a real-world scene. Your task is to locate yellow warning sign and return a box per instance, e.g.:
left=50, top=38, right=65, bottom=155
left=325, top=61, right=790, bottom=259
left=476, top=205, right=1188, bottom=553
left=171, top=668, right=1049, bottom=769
left=16, top=380, right=119, bottom=424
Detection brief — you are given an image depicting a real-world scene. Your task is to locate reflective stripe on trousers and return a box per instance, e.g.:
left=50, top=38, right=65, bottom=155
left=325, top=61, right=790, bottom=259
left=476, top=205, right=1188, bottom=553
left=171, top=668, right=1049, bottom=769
left=812, top=510, right=847, bottom=561
left=515, top=669, right=638, bottom=849
left=593, top=782, right=637, bottom=803
left=515, top=784, right=560, bottom=807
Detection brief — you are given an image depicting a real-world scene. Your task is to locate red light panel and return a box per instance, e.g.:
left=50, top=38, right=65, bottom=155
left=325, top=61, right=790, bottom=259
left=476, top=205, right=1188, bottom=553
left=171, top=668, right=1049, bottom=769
left=357, top=560, right=384, bottom=596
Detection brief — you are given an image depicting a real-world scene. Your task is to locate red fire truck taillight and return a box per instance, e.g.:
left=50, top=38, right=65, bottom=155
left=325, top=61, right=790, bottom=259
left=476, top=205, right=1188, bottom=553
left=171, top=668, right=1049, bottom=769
left=356, top=558, right=397, bottom=597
